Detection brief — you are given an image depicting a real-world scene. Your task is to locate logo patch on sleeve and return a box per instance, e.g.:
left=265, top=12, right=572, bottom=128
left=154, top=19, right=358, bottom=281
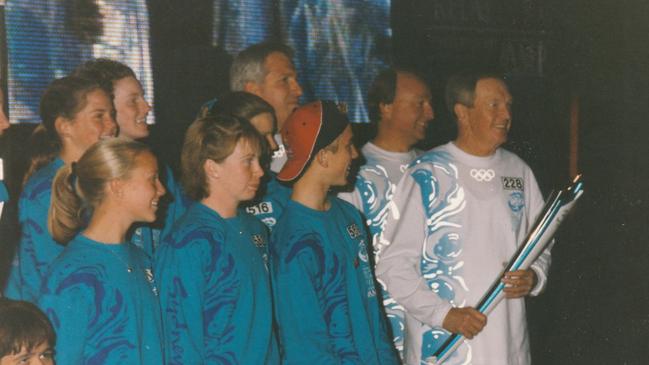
left=251, top=234, right=265, bottom=248
left=501, top=176, right=524, bottom=191
left=346, top=223, right=362, bottom=239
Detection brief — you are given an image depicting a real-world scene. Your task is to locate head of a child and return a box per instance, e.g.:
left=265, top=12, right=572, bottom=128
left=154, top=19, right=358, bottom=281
left=0, top=299, right=56, bottom=365
left=277, top=100, right=357, bottom=186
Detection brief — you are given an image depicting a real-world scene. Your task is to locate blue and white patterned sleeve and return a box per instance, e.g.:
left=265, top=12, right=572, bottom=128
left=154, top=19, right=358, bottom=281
left=376, top=166, right=454, bottom=328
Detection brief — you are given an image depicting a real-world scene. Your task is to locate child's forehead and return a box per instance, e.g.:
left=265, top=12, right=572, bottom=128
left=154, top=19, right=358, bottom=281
left=4, top=341, right=52, bottom=357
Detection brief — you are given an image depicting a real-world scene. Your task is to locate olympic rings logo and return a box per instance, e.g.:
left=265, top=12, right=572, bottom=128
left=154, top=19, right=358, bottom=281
left=470, top=168, right=495, bottom=182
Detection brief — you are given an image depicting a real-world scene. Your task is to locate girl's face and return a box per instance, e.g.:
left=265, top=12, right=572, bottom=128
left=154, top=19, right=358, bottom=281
left=212, top=139, right=264, bottom=204
left=120, top=151, right=166, bottom=223
left=113, top=76, right=151, bottom=140
left=64, top=89, right=117, bottom=155
left=0, top=89, right=10, bottom=135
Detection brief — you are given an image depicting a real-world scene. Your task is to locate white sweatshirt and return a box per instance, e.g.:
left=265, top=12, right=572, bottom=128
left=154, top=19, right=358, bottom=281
left=376, top=142, right=551, bottom=365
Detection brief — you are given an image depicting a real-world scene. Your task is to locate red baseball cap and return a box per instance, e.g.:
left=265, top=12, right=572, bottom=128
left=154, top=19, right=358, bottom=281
left=277, top=100, right=349, bottom=182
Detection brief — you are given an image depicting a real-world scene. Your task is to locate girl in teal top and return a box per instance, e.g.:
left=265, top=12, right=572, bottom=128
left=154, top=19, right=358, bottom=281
left=4, top=76, right=117, bottom=300
left=155, top=114, right=279, bottom=364
left=74, top=58, right=189, bottom=256
left=37, top=138, right=166, bottom=364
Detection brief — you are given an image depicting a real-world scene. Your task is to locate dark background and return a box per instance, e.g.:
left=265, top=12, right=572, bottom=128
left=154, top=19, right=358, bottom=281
left=150, top=0, right=649, bottom=365
left=146, top=1, right=649, bottom=363
left=2, top=0, right=647, bottom=363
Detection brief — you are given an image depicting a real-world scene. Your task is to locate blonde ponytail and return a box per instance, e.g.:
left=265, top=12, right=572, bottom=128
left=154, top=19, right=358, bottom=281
left=48, top=164, right=85, bottom=243
left=47, top=138, right=150, bottom=244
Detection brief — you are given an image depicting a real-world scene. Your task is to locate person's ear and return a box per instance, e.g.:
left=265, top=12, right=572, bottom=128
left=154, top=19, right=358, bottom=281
left=243, top=81, right=261, bottom=96
left=204, top=159, right=221, bottom=180
left=109, top=179, right=125, bottom=200
left=315, top=149, right=329, bottom=168
left=454, top=103, right=470, bottom=127
left=54, top=116, right=72, bottom=139
left=379, top=101, right=393, bottom=121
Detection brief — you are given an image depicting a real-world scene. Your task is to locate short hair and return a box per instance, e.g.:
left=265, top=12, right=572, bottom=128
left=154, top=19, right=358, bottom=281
left=367, top=68, right=425, bottom=124
left=230, top=42, right=295, bottom=91
left=73, top=58, right=137, bottom=95
left=207, top=91, right=275, bottom=123
left=181, top=115, right=262, bottom=200
left=445, top=70, right=505, bottom=120
left=0, top=298, right=56, bottom=357
left=49, top=138, right=151, bottom=243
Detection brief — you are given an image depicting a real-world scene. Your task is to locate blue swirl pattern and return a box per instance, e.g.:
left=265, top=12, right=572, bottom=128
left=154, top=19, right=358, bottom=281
left=409, top=152, right=469, bottom=362
left=38, top=235, right=163, bottom=365
left=156, top=203, right=277, bottom=365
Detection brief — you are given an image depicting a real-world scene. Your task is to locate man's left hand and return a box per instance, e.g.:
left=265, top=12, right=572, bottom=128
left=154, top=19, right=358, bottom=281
left=502, top=269, right=537, bottom=298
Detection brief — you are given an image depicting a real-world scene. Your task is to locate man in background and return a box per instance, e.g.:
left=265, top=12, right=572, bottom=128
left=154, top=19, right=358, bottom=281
left=230, top=42, right=303, bottom=172
left=339, top=67, right=434, bottom=358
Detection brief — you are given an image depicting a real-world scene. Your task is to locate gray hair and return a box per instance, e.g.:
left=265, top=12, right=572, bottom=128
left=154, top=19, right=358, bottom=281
left=445, top=70, right=504, bottom=121
left=230, top=42, right=294, bottom=91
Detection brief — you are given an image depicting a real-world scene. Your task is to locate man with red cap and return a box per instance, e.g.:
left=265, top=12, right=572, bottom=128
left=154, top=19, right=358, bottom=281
left=270, top=100, right=398, bottom=364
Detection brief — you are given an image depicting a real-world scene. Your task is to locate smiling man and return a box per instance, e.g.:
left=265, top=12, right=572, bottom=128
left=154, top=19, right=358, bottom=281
left=338, top=68, right=434, bottom=359
left=376, top=70, right=552, bottom=365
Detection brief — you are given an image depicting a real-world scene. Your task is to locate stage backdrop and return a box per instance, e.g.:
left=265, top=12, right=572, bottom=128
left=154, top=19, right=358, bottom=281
left=4, top=0, right=154, bottom=124
left=212, top=0, right=392, bottom=123
left=3, top=0, right=391, bottom=125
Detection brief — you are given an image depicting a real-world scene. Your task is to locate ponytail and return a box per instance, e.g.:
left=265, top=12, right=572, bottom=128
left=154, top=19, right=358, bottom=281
left=47, top=138, right=150, bottom=243
left=22, top=125, right=60, bottom=186
left=48, top=164, right=85, bottom=244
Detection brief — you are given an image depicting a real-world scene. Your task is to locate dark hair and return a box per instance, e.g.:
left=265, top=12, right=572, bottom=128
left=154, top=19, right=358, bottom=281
left=181, top=115, right=262, bottom=200
left=74, top=58, right=137, bottom=95
left=367, top=68, right=398, bottom=124
left=23, top=76, right=104, bottom=183
left=207, top=91, right=275, bottom=122
left=0, top=298, right=56, bottom=357
left=445, top=70, right=505, bottom=120
left=367, top=68, right=426, bottom=123
left=230, top=42, right=295, bottom=91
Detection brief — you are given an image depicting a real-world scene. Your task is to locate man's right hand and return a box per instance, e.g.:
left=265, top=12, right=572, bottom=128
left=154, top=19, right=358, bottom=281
left=442, top=307, right=487, bottom=339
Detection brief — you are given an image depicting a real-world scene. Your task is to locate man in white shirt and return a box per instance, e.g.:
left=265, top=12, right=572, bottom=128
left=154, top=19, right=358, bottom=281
left=339, top=68, right=434, bottom=357
left=376, top=71, right=551, bottom=365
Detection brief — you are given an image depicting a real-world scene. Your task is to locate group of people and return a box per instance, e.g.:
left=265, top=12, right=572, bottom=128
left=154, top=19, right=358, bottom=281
left=0, top=41, right=552, bottom=365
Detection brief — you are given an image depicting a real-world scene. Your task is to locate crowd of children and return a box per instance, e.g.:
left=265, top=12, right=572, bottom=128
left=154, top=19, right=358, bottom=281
left=0, top=42, right=399, bottom=364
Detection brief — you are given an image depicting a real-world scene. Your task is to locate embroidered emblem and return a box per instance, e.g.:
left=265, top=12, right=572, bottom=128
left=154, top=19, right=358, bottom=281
left=346, top=223, right=362, bottom=239
left=144, top=268, right=158, bottom=296
left=508, top=191, right=525, bottom=212
left=251, top=234, right=265, bottom=248
left=470, top=168, right=495, bottom=182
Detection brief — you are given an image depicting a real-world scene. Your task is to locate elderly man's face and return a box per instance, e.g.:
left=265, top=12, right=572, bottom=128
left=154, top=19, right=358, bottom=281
left=255, top=52, right=302, bottom=130
left=463, top=78, right=512, bottom=155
